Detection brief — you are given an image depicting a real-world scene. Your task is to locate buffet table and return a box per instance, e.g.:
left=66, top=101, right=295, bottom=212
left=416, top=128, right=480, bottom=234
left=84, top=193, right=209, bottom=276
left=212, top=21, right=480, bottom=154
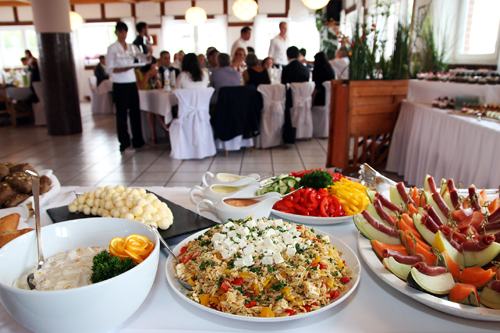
left=407, top=80, right=500, bottom=105
left=1, top=186, right=499, bottom=333
left=387, top=101, right=500, bottom=188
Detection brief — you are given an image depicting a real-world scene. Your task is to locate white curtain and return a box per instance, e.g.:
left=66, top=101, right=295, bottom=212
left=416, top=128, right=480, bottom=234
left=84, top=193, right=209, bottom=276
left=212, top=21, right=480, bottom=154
left=254, top=14, right=283, bottom=60
left=197, top=15, right=228, bottom=55
left=162, top=16, right=195, bottom=54
left=288, top=14, right=320, bottom=60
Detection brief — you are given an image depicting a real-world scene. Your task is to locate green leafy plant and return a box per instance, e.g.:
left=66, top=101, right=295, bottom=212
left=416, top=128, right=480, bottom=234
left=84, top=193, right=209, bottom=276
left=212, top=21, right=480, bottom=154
left=315, top=9, right=338, bottom=59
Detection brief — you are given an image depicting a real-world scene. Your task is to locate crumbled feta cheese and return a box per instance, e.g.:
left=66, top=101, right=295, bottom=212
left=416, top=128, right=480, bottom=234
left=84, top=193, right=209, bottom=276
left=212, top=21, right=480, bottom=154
left=274, top=219, right=284, bottom=227
left=223, top=238, right=233, bottom=248
left=227, top=230, right=237, bottom=238
left=273, top=252, right=284, bottom=264
left=245, top=219, right=257, bottom=228
left=212, top=233, right=226, bottom=242
left=282, top=232, right=294, bottom=244
left=222, top=222, right=234, bottom=232
left=242, top=254, right=254, bottom=266
left=286, top=245, right=296, bottom=256
left=214, top=241, right=224, bottom=251
left=243, top=244, right=255, bottom=255
left=221, top=249, right=232, bottom=259
left=262, top=256, right=274, bottom=265
left=234, top=259, right=244, bottom=268
left=229, top=244, right=239, bottom=254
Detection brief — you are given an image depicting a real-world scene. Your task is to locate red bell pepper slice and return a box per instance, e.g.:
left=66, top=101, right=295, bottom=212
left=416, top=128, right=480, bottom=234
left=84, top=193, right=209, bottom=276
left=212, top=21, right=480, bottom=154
left=331, top=290, right=340, bottom=299
left=180, top=246, right=187, bottom=255
left=220, top=281, right=230, bottom=292
left=245, top=300, right=257, bottom=308
left=303, top=305, right=311, bottom=312
left=340, top=277, right=350, bottom=284
left=311, top=302, right=318, bottom=306
left=319, top=197, right=329, bottom=217
left=319, top=263, right=327, bottom=270
left=285, top=309, right=295, bottom=316
left=232, top=278, right=244, bottom=285
left=293, top=203, right=309, bottom=216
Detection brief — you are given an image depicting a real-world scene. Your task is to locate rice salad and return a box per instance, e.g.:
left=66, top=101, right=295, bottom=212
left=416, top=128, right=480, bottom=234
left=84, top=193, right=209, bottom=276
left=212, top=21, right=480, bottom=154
left=175, top=216, right=352, bottom=317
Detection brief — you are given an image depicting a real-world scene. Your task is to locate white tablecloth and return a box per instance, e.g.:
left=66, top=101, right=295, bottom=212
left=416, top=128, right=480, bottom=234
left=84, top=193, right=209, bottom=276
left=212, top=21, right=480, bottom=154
left=138, top=90, right=177, bottom=143
left=1, top=186, right=499, bottom=332
left=407, top=80, right=500, bottom=104
left=5, top=87, right=32, bottom=101
left=139, top=90, right=177, bottom=125
left=387, top=101, right=500, bottom=188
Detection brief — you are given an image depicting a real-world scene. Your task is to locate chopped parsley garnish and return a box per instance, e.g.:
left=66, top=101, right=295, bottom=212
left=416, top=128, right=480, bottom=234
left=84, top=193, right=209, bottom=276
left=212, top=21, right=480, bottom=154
left=91, top=250, right=136, bottom=284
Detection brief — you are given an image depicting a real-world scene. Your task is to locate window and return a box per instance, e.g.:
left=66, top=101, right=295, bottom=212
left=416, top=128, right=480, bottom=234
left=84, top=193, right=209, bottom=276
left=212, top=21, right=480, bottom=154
left=461, top=0, right=500, bottom=55
left=76, top=23, right=119, bottom=66
left=455, top=0, right=500, bottom=64
left=0, top=27, right=38, bottom=69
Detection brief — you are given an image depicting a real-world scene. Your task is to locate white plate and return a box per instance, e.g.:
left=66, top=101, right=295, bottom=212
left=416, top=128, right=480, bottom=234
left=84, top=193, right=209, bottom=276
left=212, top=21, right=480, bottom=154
left=271, top=210, right=353, bottom=225
left=0, top=207, right=30, bottom=230
left=357, top=233, right=500, bottom=321
left=165, top=227, right=361, bottom=322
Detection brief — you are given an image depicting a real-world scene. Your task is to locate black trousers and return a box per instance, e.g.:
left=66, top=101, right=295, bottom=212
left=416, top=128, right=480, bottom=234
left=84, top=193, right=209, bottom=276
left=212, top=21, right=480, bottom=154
left=112, top=82, right=144, bottom=151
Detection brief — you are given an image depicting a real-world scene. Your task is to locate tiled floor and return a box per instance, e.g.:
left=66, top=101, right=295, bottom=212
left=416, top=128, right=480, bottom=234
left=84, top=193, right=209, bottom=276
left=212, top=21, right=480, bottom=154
left=0, top=102, right=404, bottom=187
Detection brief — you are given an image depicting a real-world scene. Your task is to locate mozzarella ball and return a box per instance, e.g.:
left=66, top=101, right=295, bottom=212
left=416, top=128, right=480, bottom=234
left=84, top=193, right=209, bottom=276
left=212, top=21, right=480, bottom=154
left=88, top=191, right=95, bottom=198
left=134, top=217, right=145, bottom=223
left=83, top=205, right=91, bottom=215
left=115, top=185, right=125, bottom=193
left=141, top=212, right=152, bottom=220
left=77, top=204, right=84, bottom=212
left=131, top=206, right=143, bottom=217
left=112, top=210, right=121, bottom=218
left=145, top=193, right=157, bottom=202
left=157, top=209, right=168, bottom=218
left=136, top=198, right=148, bottom=208
left=68, top=203, right=77, bottom=213
left=124, top=213, right=135, bottom=220
left=104, top=194, right=112, bottom=201
left=138, top=188, right=146, bottom=195
left=72, top=199, right=79, bottom=206
left=77, top=196, right=87, bottom=205
left=111, top=192, right=120, bottom=200
left=140, top=193, right=148, bottom=199
left=95, top=189, right=103, bottom=198
left=119, top=206, right=129, bottom=214
left=124, top=187, right=132, bottom=193
left=125, top=200, right=134, bottom=209
left=158, top=218, right=172, bottom=230
left=152, top=199, right=162, bottom=209
left=110, top=208, right=117, bottom=216
left=86, top=198, right=94, bottom=207
left=150, top=221, right=158, bottom=229
left=120, top=192, right=129, bottom=199
left=96, top=207, right=103, bottom=216
left=143, top=204, right=156, bottom=214
left=130, top=189, right=139, bottom=196
left=104, top=200, right=114, bottom=210
left=91, top=206, right=98, bottom=216
left=160, top=202, right=169, bottom=211
left=115, top=200, right=125, bottom=208
left=152, top=214, right=161, bottom=222
left=105, top=185, right=114, bottom=191
left=83, top=191, right=90, bottom=197
left=101, top=209, right=110, bottom=217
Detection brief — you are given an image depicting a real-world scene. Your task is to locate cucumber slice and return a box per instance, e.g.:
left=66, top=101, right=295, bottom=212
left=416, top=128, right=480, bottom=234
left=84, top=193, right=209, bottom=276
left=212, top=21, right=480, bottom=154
left=412, top=213, right=436, bottom=246
left=383, top=256, right=412, bottom=281
left=423, top=174, right=432, bottom=192
left=353, top=214, right=401, bottom=245
left=442, top=191, right=455, bottom=211
left=463, top=242, right=500, bottom=268
left=366, top=190, right=377, bottom=203
left=407, top=267, right=455, bottom=296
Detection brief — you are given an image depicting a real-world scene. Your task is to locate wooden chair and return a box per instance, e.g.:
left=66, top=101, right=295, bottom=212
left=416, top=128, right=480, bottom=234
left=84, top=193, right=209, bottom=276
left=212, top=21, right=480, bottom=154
left=326, top=80, right=409, bottom=174
left=0, top=87, right=16, bottom=130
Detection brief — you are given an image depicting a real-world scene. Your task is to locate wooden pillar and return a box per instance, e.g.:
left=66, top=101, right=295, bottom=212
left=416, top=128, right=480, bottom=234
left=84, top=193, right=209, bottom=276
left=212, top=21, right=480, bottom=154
left=31, top=0, right=82, bottom=135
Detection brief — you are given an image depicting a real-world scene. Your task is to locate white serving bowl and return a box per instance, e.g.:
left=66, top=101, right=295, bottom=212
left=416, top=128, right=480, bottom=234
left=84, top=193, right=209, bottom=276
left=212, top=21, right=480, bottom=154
left=0, top=218, right=160, bottom=333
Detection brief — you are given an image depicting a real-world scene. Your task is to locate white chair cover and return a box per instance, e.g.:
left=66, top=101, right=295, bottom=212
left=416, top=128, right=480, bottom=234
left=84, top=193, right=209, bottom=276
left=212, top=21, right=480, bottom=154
left=171, top=88, right=216, bottom=159
left=88, top=76, right=114, bottom=114
left=255, top=84, right=286, bottom=148
left=215, top=136, right=253, bottom=151
left=311, top=80, right=331, bottom=138
left=31, top=82, right=46, bottom=126
left=289, top=82, right=315, bottom=139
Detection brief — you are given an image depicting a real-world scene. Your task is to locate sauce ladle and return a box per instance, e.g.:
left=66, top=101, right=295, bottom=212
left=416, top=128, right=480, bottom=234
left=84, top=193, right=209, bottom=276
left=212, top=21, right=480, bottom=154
left=26, top=170, right=44, bottom=290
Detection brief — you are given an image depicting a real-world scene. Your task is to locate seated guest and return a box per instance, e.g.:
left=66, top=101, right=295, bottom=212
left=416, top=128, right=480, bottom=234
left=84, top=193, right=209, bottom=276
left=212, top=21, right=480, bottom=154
left=247, top=46, right=255, bottom=54
left=199, top=54, right=207, bottom=68
left=135, top=57, right=160, bottom=90
left=299, top=48, right=314, bottom=71
left=27, top=58, right=40, bottom=103
left=230, top=47, right=246, bottom=74
left=157, top=50, right=180, bottom=88
left=206, top=47, right=219, bottom=72
left=94, top=55, right=110, bottom=87
left=175, top=52, right=209, bottom=89
left=210, top=53, right=241, bottom=104
left=172, top=50, right=184, bottom=69
left=281, top=46, right=310, bottom=84
left=329, top=46, right=350, bottom=79
left=312, top=52, right=335, bottom=106
left=20, top=57, right=28, bottom=67
left=243, top=54, right=270, bottom=88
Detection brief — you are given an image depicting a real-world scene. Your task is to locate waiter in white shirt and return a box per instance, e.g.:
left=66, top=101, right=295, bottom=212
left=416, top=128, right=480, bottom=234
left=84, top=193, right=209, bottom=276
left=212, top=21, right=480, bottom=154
left=231, top=26, right=252, bottom=58
left=268, top=22, right=290, bottom=67
left=329, top=46, right=350, bottom=80
left=106, top=21, right=148, bottom=153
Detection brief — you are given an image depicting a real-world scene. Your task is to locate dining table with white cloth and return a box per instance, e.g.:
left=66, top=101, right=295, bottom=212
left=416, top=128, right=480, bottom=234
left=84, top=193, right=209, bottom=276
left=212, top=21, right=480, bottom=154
left=1, top=186, right=499, bottom=333
left=138, top=89, right=178, bottom=143
left=5, top=86, right=32, bottom=101
left=407, top=80, right=500, bottom=104
left=386, top=101, right=500, bottom=189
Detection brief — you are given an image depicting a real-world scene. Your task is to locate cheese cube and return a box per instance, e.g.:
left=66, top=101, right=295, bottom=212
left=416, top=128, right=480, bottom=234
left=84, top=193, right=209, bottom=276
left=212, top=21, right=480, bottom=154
left=242, top=254, right=254, bottom=266
left=262, top=256, right=274, bottom=265
left=212, top=233, right=226, bottom=242
left=273, top=252, right=284, bottom=264
left=286, top=245, right=296, bottom=256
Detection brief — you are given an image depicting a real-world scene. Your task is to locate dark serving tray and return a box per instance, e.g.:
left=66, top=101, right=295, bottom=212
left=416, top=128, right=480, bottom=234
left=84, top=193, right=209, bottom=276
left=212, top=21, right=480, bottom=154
left=46, top=192, right=217, bottom=240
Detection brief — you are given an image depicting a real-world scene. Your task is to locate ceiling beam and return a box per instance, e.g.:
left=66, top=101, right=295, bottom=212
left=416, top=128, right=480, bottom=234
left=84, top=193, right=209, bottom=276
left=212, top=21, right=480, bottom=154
left=0, top=1, right=30, bottom=7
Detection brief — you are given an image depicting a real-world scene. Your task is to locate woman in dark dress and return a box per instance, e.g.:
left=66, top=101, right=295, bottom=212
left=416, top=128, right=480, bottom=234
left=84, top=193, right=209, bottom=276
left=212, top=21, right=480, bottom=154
left=243, top=54, right=270, bottom=88
left=312, top=52, right=335, bottom=106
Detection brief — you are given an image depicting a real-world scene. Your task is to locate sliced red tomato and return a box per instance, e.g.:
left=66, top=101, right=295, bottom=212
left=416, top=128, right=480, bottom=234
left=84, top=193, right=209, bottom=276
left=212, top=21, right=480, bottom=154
left=285, top=309, right=295, bottom=315
left=232, top=278, right=244, bottom=285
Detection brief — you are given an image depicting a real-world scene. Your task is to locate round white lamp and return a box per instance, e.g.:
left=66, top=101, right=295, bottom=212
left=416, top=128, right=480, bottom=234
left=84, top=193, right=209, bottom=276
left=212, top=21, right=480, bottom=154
left=69, top=11, right=83, bottom=31
left=185, top=6, right=207, bottom=26
left=232, top=0, right=258, bottom=21
left=301, top=0, right=330, bottom=10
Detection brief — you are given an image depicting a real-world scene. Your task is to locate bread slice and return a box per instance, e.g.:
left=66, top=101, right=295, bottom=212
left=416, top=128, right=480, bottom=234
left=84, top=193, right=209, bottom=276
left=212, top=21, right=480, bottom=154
left=0, top=213, right=20, bottom=233
left=0, top=228, right=33, bottom=248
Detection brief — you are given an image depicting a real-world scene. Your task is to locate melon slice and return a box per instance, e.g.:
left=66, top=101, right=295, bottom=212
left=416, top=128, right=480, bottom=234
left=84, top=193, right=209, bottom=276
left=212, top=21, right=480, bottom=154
left=407, top=267, right=456, bottom=296
left=383, top=256, right=412, bottom=281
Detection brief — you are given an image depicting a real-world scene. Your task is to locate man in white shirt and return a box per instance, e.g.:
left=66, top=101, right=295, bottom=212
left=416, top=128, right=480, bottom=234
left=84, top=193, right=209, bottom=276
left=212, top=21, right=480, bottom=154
left=231, top=26, right=251, bottom=58
left=268, top=22, right=290, bottom=67
left=106, top=21, right=146, bottom=153
left=329, top=46, right=350, bottom=80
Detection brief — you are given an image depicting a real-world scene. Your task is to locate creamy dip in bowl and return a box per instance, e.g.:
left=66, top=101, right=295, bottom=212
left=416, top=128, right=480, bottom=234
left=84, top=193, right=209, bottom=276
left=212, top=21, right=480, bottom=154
left=0, top=217, right=159, bottom=333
